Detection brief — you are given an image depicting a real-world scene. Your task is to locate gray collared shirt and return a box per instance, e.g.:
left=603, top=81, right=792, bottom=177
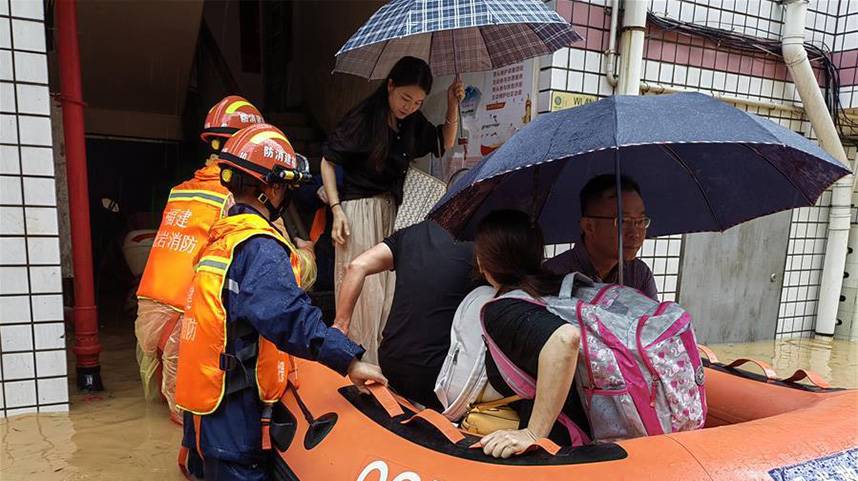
left=543, top=242, right=659, bottom=300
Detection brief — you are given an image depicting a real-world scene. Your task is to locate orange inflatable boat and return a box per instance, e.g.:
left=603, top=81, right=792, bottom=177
left=269, top=349, right=857, bottom=481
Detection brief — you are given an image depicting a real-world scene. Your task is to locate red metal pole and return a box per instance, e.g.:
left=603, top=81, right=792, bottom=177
left=55, top=0, right=103, bottom=391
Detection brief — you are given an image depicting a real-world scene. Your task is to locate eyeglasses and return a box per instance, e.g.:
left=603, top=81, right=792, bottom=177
left=585, top=215, right=652, bottom=229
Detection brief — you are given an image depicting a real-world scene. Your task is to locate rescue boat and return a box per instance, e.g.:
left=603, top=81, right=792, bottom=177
left=270, top=349, right=857, bottom=481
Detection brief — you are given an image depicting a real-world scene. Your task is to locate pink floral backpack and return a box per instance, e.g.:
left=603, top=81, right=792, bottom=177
left=481, top=274, right=706, bottom=443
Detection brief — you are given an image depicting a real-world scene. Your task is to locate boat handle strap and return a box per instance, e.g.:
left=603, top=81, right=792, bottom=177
left=401, top=409, right=465, bottom=444
left=725, top=358, right=778, bottom=380
left=780, top=369, right=831, bottom=389
left=526, top=438, right=562, bottom=455
left=697, top=345, right=720, bottom=364
left=367, top=382, right=562, bottom=456
left=366, top=382, right=405, bottom=417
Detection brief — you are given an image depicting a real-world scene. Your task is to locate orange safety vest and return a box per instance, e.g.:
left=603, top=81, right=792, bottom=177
left=137, top=163, right=231, bottom=310
left=175, top=213, right=302, bottom=415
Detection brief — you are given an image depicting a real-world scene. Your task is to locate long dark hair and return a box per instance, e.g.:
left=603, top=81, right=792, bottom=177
left=343, top=56, right=433, bottom=171
left=475, top=210, right=562, bottom=299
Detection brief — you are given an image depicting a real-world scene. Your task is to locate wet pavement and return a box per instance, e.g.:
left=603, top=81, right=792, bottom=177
left=1, top=325, right=856, bottom=480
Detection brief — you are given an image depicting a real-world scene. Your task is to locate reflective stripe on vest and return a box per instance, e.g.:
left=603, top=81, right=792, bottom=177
left=137, top=179, right=230, bottom=310
left=168, top=189, right=230, bottom=209
left=174, top=213, right=301, bottom=415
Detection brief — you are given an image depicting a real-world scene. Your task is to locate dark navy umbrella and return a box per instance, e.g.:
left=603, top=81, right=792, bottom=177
left=429, top=93, right=850, bottom=271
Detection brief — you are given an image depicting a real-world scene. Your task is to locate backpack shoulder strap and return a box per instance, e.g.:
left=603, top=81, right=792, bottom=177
left=480, top=290, right=593, bottom=447
left=479, top=290, right=545, bottom=400
left=559, top=272, right=595, bottom=299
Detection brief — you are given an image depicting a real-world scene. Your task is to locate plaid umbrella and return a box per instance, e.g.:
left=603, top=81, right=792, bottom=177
left=335, top=0, right=582, bottom=79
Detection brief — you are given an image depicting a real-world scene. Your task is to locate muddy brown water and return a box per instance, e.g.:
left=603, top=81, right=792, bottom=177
left=2, top=326, right=856, bottom=480
left=1, top=326, right=184, bottom=481
left=708, top=336, right=858, bottom=388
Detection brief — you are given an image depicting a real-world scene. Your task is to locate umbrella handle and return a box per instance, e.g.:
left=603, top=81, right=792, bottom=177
left=431, top=72, right=463, bottom=179
left=456, top=73, right=464, bottom=143
left=615, top=151, right=624, bottom=286
left=452, top=31, right=464, bottom=144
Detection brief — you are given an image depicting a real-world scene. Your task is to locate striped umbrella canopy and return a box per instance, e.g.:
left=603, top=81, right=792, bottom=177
left=335, top=0, right=583, bottom=79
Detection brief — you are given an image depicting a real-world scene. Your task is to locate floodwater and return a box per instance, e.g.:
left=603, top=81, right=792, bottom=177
left=1, top=325, right=184, bottom=481
left=1, top=326, right=856, bottom=480
left=707, top=336, right=858, bottom=388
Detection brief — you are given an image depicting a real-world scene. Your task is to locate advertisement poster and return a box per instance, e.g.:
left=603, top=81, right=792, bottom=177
left=440, top=60, right=535, bottom=180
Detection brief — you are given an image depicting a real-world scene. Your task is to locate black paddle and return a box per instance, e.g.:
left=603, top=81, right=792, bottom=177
left=287, top=383, right=339, bottom=450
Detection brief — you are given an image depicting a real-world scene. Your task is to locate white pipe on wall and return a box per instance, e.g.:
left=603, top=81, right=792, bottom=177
left=605, top=0, right=621, bottom=87
left=616, top=0, right=647, bottom=95
left=843, top=202, right=858, bottom=338
left=782, top=0, right=853, bottom=336
left=847, top=188, right=858, bottom=340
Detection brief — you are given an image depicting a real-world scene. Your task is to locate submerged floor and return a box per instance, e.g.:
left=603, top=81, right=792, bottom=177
left=1, top=325, right=184, bottom=481
left=2, top=325, right=857, bottom=480
left=708, top=336, right=858, bottom=388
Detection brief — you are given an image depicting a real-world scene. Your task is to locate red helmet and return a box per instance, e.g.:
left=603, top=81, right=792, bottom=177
left=200, top=95, right=265, bottom=143
left=217, top=124, right=311, bottom=187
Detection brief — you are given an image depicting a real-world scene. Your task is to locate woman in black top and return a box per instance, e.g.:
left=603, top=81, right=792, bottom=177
left=321, top=56, right=463, bottom=361
left=474, top=210, right=590, bottom=459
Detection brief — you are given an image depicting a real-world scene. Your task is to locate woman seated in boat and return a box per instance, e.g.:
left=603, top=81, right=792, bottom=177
left=474, top=210, right=591, bottom=458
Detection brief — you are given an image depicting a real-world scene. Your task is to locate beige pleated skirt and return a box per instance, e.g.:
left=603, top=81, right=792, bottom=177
left=334, top=194, right=397, bottom=363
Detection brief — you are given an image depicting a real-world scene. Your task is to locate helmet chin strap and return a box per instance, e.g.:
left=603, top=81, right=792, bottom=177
left=257, top=189, right=291, bottom=222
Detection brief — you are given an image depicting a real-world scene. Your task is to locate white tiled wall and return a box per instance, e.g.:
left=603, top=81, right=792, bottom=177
left=543, top=1, right=857, bottom=334
left=0, top=0, right=67, bottom=417
left=643, top=0, right=832, bottom=338
left=649, top=0, right=786, bottom=40
left=834, top=1, right=858, bottom=113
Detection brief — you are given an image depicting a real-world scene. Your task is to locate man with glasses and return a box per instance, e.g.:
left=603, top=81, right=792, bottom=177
left=544, top=174, right=658, bottom=300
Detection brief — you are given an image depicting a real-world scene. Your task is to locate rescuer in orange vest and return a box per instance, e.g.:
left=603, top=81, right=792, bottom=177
left=134, top=96, right=268, bottom=421
left=174, top=123, right=385, bottom=481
